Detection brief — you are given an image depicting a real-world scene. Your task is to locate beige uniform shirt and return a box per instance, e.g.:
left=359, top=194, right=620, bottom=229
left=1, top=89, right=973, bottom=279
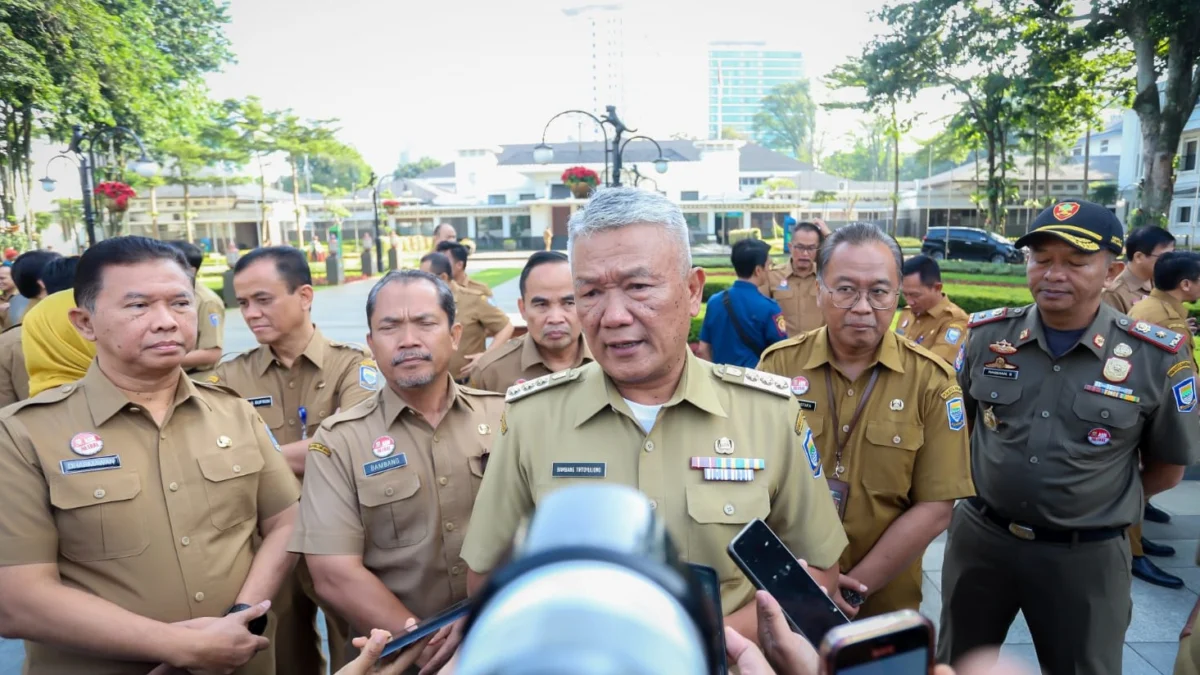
left=291, top=379, right=504, bottom=621
left=758, top=329, right=974, bottom=616
left=1100, top=268, right=1151, bottom=315
left=0, top=363, right=300, bottom=675
left=460, top=352, right=849, bottom=616
left=208, top=328, right=378, bottom=446
left=761, top=262, right=823, bottom=336
left=1129, top=289, right=1199, bottom=374
left=467, top=334, right=592, bottom=393
left=0, top=296, right=38, bottom=407
left=962, top=303, right=1200, bottom=530
left=463, top=277, right=493, bottom=298
left=895, top=294, right=970, bottom=366
left=191, top=282, right=226, bottom=374
left=450, top=282, right=511, bottom=381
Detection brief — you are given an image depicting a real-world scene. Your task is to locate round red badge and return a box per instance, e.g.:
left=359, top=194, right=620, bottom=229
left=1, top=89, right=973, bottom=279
left=70, top=432, right=104, bottom=457
left=791, top=376, right=810, bottom=396
left=1087, top=428, right=1111, bottom=446
left=515, top=379, right=527, bottom=385
left=372, top=436, right=396, bottom=458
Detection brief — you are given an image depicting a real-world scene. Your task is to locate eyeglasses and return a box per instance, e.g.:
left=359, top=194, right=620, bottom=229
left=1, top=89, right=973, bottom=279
left=820, top=282, right=899, bottom=310
left=792, top=245, right=819, bottom=253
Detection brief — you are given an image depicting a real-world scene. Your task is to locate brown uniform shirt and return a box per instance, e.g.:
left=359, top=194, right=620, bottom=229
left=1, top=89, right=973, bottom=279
left=462, top=276, right=493, bottom=298
left=460, top=352, right=849, bottom=616
left=467, top=334, right=593, bottom=393
left=208, top=328, right=378, bottom=446
left=761, top=262, right=823, bottom=336
left=450, top=282, right=511, bottom=381
left=290, top=379, right=504, bottom=620
left=1100, top=268, right=1151, bottom=315
left=961, top=304, right=1200, bottom=530
left=191, top=282, right=227, bottom=373
left=0, top=363, right=300, bottom=675
left=895, top=294, right=970, bottom=366
left=1129, top=289, right=1199, bottom=374
left=758, top=329, right=974, bottom=616
left=0, top=296, right=38, bottom=407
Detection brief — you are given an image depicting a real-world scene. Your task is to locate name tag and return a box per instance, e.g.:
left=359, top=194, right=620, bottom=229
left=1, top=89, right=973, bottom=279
left=982, top=368, right=1019, bottom=380
left=247, top=396, right=274, bottom=408
left=60, top=455, right=122, bottom=475
left=797, top=399, right=817, bottom=411
left=551, top=462, right=606, bottom=478
left=363, top=453, right=408, bottom=477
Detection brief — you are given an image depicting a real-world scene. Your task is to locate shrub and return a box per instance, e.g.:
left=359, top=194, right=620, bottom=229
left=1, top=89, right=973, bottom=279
left=727, top=228, right=761, bottom=244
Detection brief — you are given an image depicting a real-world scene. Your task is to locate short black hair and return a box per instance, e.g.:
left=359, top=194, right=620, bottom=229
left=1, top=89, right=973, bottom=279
left=519, top=251, right=569, bottom=297
left=1125, top=226, right=1175, bottom=261
left=793, top=221, right=825, bottom=244
left=41, top=256, right=80, bottom=295
left=731, top=239, right=771, bottom=279
left=233, top=246, right=312, bottom=292
left=901, top=254, right=942, bottom=286
left=434, top=222, right=457, bottom=239
left=74, top=236, right=189, bottom=311
left=167, top=240, right=204, bottom=272
left=436, top=241, right=469, bottom=268
left=420, top=252, right=453, bottom=279
left=366, top=269, right=456, bottom=328
left=12, top=250, right=61, bottom=299
left=1153, top=251, right=1200, bottom=291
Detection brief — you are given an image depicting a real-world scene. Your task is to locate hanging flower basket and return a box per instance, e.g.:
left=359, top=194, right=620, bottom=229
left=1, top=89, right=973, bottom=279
left=382, top=199, right=401, bottom=215
left=95, top=181, right=136, bottom=213
left=562, top=166, right=599, bottom=199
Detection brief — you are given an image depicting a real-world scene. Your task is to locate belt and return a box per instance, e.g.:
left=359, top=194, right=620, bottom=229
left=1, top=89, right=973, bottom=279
left=967, top=497, right=1123, bottom=544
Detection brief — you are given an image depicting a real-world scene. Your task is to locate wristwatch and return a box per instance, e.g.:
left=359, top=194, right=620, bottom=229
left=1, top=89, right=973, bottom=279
left=225, top=602, right=269, bottom=636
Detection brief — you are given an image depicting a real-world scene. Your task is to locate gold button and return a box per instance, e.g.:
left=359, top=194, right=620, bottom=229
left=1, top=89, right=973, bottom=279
left=723, top=504, right=735, bottom=516
left=445, top=522, right=455, bottom=531
left=288, top=419, right=296, bottom=426
left=169, top=482, right=179, bottom=491
left=893, top=436, right=901, bottom=444
left=320, top=410, right=327, bottom=417
left=232, top=465, right=242, bottom=473
left=644, top=440, right=655, bottom=452
left=181, top=536, right=190, bottom=546
left=439, top=477, right=448, bottom=486
left=385, top=487, right=395, bottom=496
left=194, top=592, right=205, bottom=602
left=451, top=565, right=462, bottom=575
left=160, top=434, right=167, bottom=440
left=93, top=488, right=106, bottom=499
left=288, top=381, right=296, bottom=389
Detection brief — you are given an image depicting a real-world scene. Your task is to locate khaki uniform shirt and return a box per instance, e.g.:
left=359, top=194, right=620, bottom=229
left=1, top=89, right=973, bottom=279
left=291, top=379, right=504, bottom=620
left=895, top=295, right=970, bottom=366
left=758, top=329, right=974, bottom=616
left=462, top=276, right=493, bottom=298
left=460, top=352, right=849, bottom=616
left=0, top=289, right=14, bottom=332
left=208, top=328, right=378, bottom=446
left=1100, top=268, right=1151, bottom=315
left=450, top=282, right=511, bottom=381
left=1128, top=289, right=1198, bottom=373
left=961, top=303, right=1200, bottom=530
left=467, top=334, right=592, bottom=393
left=0, top=297, right=38, bottom=407
left=191, top=282, right=227, bottom=374
left=0, top=363, right=300, bottom=675
left=761, top=262, right=823, bottom=336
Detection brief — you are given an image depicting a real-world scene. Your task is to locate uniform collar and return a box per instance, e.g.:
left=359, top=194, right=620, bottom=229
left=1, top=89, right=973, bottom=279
left=10, top=296, right=41, bottom=328
left=798, top=327, right=906, bottom=375
left=83, top=360, right=206, bottom=426
left=1149, top=287, right=1188, bottom=320
left=1119, top=268, right=1152, bottom=295
left=784, top=260, right=815, bottom=280
left=380, top=374, right=475, bottom=426
left=519, top=333, right=592, bottom=371
left=924, top=294, right=951, bottom=318
left=1014, top=303, right=1113, bottom=360
left=572, top=351, right=727, bottom=428
left=253, top=325, right=326, bottom=376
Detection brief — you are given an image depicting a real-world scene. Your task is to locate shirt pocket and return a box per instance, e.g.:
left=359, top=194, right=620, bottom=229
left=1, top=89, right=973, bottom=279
left=357, top=472, right=427, bottom=549
left=1067, top=392, right=1140, bottom=459
left=968, top=379, right=1023, bottom=410
left=773, top=289, right=796, bottom=301
left=685, top=483, right=770, bottom=584
left=256, top=402, right=285, bottom=434
left=49, top=471, right=149, bottom=562
left=861, top=421, right=923, bottom=497
left=197, top=448, right=266, bottom=531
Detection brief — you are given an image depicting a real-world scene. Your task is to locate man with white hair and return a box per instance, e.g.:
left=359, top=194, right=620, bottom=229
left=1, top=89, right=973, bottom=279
left=460, top=187, right=848, bottom=646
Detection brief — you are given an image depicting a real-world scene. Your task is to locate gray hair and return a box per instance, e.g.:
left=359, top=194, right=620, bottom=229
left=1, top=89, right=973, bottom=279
left=816, top=223, right=904, bottom=282
left=366, top=269, right=456, bottom=328
left=567, top=187, right=692, bottom=273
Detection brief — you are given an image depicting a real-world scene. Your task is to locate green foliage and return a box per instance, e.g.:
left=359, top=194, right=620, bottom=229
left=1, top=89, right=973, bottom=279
left=752, top=80, right=818, bottom=162
left=700, top=277, right=1033, bottom=312
left=727, top=228, right=761, bottom=245
left=394, top=157, right=443, bottom=179
left=280, top=145, right=372, bottom=193
left=719, top=126, right=747, bottom=141
left=822, top=118, right=893, bottom=181
left=1090, top=183, right=1119, bottom=205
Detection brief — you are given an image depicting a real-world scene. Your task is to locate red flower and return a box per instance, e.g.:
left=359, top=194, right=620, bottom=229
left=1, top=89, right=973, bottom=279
left=561, top=166, right=599, bottom=186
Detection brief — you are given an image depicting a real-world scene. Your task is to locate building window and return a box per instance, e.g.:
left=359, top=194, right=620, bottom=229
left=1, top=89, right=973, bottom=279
left=519, top=193, right=536, bottom=201
left=1181, top=206, right=1193, bottom=224
left=1073, top=147, right=1082, bottom=156
left=1065, top=184, right=1078, bottom=191
left=1185, top=140, right=1198, bottom=171
left=681, top=191, right=700, bottom=201
left=488, top=194, right=506, bottom=205
left=1051, top=183, right=1064, bottom=192
left=1100, top=140, right=1109, bottom=153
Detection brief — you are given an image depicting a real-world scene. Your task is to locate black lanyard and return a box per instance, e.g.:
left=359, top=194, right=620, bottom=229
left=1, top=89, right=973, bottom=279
left=824, top=366, right=881, bottom=479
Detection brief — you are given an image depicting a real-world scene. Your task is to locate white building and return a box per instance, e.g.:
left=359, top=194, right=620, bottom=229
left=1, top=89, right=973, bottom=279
left=1071, top=117, right=1124, bottom=158
left=1117, top=100, right=1200, bottom=239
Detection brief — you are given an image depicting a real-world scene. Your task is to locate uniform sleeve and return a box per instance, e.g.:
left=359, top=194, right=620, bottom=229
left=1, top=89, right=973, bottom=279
left=196, top=297, right=225, bottom=351
left=0, top=346, right=18, bottom=407
left=762, top=298, right=787, bottom=346
left=765, top=401, right=848, bottom=569
left=1100, top=288, right=1129, bottom=314
left=0, top=419, right=58, bottom=564
left=698, top=296, right=717, bottom=343
left=756, top=344, right=787, bottom=376
left=335, top=354, right=378, bottom=411
left=911, top=370, right=975, bottom=502
left=1141, top=362, right=1200, bottom=466
left=290, top=428, right=365, bottom=554
left=250, top=413, right=301, bottom=521
left=925, top=321, right=968, bottom=367
left=460, top=403, right=535, bottom=573
left=956, top=335, right=975, bottom=422
left=477, top=298, right=511, bottom=336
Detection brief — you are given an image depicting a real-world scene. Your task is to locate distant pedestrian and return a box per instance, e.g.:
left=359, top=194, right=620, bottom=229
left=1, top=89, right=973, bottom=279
left=698, top=238, right=787, bottom=367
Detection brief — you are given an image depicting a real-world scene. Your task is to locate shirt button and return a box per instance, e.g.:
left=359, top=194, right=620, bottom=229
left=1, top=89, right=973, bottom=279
left=649, top=500, right=658, bottom=510
left=181, top=536, right=190, bottom=546
left=433, top=435, right=441, bottom=443
left=1029, top=456, right=1039, bottom=464
left=847, top=389, right=855, bottom=397
left=169, top=482, right=179, bottom=491
left=1100, top=410, right=1110, bottom=419
left=385, top=487, right=395, bottom=496
left=288, top=381, right=296, bottom=389
left=990, top=392, right=998, bottom=399
left=451, top=565, right=462, bottom=575
left=93, top=488, right=106, bottom=499
left=723, top=503, right=735, bottom=516
left=160, top=434, right=167, bottom=440
left=288, top=419, right=296, bottom=426
left=129, top=407, right=140, bottom=413
left=1041, top=411, right=1050, bottom=418
left=1053, top=365, right=1062, bottom=372
left=644, top=440, right=655, bottom=452
left=892, top=435, right=901, bottom=444
left=439, top=477, right=448, bottom=486
left=232, top=465, right=242, bottom=473
left=445, top=522, right=455, bottom=531
left=194, top=592, right=205, bottom=602
left=842, top=425, right=850, bottom=433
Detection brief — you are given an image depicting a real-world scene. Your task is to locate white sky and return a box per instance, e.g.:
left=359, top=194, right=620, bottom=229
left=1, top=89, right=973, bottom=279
left=204, top=0, right=961, bottom=175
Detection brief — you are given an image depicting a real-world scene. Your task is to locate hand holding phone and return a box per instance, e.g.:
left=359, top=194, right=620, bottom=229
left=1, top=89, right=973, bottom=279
left=378, top=599, right=472, bottom=661
left=819, top=609, right=934, bottom=674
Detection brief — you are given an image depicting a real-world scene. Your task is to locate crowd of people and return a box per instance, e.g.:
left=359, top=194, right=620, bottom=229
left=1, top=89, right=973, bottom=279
left=0, top=188, right=1195, bottom=675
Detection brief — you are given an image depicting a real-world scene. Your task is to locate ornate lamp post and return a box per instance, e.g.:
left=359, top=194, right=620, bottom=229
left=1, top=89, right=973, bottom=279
left=532, top=105, right=668, bottom=187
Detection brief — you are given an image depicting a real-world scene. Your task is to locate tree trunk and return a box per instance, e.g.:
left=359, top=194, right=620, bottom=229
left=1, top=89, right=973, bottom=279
left=257, top=154, right=268, bottom=245
left=150, top=185, right=161, bottom=240
left=1082, top=125, right=1092, bottom=197
left=986, top=134, right=1000, bottom=229
left=999, top=130, right=1009, bottom=232
left=183, top=180, right=195, bottom=243
left=290, top=157, right=304, bottom=248
left=890, top=101, right=900, bottom=234
left=1030, top=133, right=1039, bottom=231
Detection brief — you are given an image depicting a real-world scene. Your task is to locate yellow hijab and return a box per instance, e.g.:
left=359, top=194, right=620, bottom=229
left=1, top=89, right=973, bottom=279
left=23, top=289, right=95, bottom=397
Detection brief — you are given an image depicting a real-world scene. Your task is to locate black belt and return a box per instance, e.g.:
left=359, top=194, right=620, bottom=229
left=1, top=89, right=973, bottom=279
left=967, top=497, right=1123, bottom=544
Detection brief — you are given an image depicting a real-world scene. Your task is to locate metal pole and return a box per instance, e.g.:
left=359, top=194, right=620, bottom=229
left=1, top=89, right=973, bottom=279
left=372, top=181, right=384, bottom=273
left=80, top=153, right=97, bottom=247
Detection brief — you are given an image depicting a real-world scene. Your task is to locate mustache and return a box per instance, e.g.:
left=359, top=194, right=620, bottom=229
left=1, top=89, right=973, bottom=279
left=392, top=350, right=433, bottom=365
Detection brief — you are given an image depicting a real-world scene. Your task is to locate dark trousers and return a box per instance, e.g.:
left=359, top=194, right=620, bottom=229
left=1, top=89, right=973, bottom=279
left=938, top=501, right=1132, bottom=675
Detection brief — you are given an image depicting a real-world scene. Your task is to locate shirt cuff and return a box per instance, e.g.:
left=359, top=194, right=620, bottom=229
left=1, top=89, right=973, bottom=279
left=290, top=530, right=365, bottom=555
left=0, top=537, right=59, bottom=565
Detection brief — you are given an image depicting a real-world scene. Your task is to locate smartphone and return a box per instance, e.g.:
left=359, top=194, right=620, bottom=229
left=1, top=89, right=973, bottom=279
left=686, top=563, right=729, bottom=675
left=378, top=598, right=472, bottom=660
left=819, top=609, right=934, bottom=674
left=727, top=519, right=849, bottom=645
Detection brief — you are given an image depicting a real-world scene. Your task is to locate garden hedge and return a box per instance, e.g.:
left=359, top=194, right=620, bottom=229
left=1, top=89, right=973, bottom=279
left=700, top=277, right=1035, bottom=314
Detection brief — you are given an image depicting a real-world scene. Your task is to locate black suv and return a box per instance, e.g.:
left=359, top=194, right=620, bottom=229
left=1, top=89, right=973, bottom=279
left=921, top=227, right=1024, bottom=264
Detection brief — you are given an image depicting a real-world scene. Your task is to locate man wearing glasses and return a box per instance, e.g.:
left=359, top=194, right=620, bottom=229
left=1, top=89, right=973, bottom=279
left=758, top=222, right=973, bottom=620
left=761, top=219, right=828, bottom=336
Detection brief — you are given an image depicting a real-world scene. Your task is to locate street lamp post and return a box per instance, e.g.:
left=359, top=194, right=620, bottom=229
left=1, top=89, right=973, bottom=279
left=533, top=105, right=668, bottom=188
left=369, top=173, right=389, bottom=273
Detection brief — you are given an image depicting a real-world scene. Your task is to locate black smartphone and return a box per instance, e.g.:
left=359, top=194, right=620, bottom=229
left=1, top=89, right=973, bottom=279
left=686, top=563, right=729, bottom=675
left=841, top=588, right=867, bottom=608
left=378, top=598, right=472, bottom=660
left=819, top=609, right=934, bottom=674
left=727, top=518, right=849, bottom=645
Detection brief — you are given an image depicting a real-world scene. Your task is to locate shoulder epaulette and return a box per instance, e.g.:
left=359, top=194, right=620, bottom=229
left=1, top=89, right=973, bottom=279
left=193, top=379, right=242, bottom=398
left=758, top=332, right=809, bottom=361
left=1123, top=319, right=1184, bottom=354
left=328, top=340, right=370, bottom=353
left=967, top=308, right=1014, bottom=328
left=0, top=381, right=79, bottom=418
left=712, top=364, right=791, bottom=397
left=0, top=323, right=21, bottom=335
left=897, top=339, right=957, bottom=378
left=459, top=384, right=504, bottom=398
left=505, top=368, right=580, bottom=403
left=319, top=394, right=378, bottom=431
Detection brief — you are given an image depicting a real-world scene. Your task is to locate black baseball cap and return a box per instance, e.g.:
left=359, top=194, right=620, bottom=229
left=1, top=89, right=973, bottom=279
left=1015, top=200, right=1124, bottom=255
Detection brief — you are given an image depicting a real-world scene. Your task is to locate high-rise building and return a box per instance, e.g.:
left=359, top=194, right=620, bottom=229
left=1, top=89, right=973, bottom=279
left=563, top=4, right=625, bottom=141
left=708, top=42, right=805, bottom=144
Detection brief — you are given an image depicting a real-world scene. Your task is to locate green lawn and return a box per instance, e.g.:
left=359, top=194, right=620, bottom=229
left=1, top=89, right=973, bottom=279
left=942, top=272, right=1026, bottom=286
left=469, top=268, right=522, bottom=288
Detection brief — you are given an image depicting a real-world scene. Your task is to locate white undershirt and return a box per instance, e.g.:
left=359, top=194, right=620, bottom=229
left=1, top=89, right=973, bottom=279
left=623, top=398, right=663, bottom=434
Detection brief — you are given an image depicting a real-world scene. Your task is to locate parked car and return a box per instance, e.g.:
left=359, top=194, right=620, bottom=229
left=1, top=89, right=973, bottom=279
left=921, top=227, right=1024, bottom=264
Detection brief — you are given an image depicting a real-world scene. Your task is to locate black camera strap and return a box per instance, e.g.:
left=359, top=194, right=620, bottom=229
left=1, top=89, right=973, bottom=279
left=723, top=291, right=763, bottom=356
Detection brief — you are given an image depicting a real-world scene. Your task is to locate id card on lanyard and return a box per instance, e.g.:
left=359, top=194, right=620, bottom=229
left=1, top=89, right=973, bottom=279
left=823, top=366, right=881, bottom=521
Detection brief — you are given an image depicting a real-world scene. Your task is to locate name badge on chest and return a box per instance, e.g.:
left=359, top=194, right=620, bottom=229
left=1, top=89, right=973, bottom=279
left=61, top=455, right=122, bottom=475
left=246, top=396, right=273, bottom=408
left=363, top=453, right=408, bottom=477
left=551, top=462, right=607, bottom=478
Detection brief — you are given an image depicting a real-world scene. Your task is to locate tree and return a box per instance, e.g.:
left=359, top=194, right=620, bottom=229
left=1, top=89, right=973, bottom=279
left=274, top=114, right=342, bottom=246
left=1091, top=183, right=1119, bottom=205
left=753, top=80, right=817, bottom=161
left=216, top=97, right=280, bottom=244
left=279, top=144, right=371, bottom=194
left=719, top=126, right=748, bottom=141
left=53, top=198, right=83, bottom=243
left=394, top=157, right=442, bottom=179
left=822, top=118, right=892, bottom=181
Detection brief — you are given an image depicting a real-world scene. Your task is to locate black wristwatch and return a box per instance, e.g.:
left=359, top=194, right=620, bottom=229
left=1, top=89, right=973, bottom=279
left=225, top=602, right=269, bottom=636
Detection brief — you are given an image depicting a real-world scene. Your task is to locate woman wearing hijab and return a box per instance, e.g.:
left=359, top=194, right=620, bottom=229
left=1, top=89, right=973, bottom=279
left=22, top=288, right=95, bottom=397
